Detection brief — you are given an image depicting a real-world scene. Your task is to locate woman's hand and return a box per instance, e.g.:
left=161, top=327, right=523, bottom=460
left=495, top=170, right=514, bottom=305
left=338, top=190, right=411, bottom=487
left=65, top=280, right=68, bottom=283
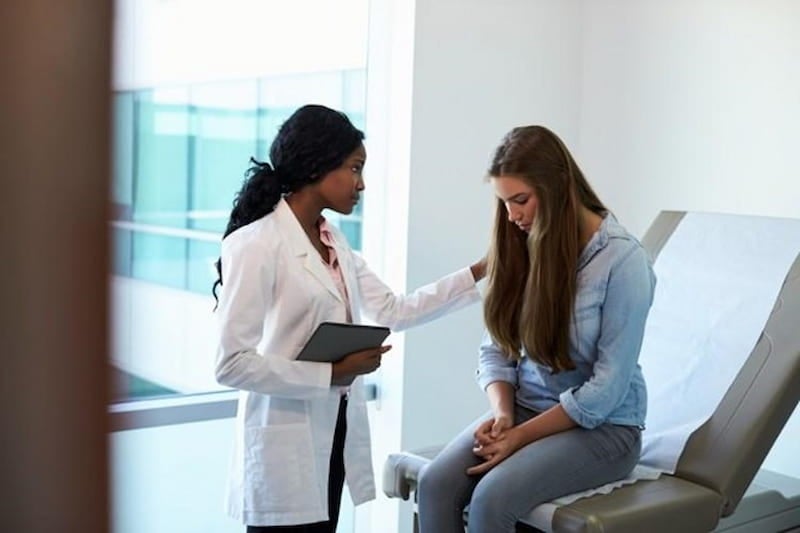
left=468, top=413, right=515, bottom=475
left=331, top=345, right=392, bottom=386
left=468, top=405, right=578, bottom=475
left=467, top=426, right=524, bottom=475
left=473, top=413, right=513, bottom=446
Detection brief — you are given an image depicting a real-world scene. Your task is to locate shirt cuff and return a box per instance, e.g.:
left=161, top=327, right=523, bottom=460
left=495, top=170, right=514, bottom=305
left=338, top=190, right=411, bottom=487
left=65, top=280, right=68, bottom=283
left=559, top=387, right=603, bottom=429
left=476, top=367, right=518, bottom=391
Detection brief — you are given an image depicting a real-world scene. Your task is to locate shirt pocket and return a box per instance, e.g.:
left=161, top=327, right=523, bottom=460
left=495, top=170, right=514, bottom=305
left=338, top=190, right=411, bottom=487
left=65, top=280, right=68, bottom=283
left=244, top=424, right=318, bottom=514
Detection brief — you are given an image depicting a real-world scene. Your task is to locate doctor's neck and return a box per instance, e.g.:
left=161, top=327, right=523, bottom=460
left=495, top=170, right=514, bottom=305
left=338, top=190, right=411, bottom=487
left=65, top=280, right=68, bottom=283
left=285, top=190, right=325, bottom=238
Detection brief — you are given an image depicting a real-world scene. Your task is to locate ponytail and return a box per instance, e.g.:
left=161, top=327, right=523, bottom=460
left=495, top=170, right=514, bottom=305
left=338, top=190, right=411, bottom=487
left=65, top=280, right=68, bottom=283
left=212, top=158, right=282, bottom=305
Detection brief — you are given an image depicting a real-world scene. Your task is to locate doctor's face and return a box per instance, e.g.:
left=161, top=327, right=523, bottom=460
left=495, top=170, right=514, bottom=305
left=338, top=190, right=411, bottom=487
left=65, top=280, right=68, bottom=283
left=318, top=144, right=366, bottom=215
left=490, top=175, right=538, bottom=234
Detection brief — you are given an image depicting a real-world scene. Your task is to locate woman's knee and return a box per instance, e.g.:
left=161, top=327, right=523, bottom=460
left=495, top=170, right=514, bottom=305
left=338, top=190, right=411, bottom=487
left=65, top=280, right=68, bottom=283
left=469, top=476, right=511, bottom=515
left=419, top=440, right=478, bottom=496
left=466, top=474, right=526, bottom=532
left=418, top=458, right=454, bottom=499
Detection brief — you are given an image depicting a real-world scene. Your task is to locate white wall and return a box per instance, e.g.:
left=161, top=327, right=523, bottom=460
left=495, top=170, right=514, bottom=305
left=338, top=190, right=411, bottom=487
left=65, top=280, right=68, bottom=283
left=577, top=0, right=800, bottom=237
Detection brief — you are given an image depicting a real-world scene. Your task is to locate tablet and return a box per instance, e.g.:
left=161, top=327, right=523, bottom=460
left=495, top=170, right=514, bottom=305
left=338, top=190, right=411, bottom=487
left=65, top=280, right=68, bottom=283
left=296, top=322, right=391, bottom=363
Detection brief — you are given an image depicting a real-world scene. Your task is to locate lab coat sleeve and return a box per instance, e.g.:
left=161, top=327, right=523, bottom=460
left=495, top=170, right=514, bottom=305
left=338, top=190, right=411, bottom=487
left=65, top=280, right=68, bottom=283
left=352, top=252, right=481, bottom=331
left=214, top=234, right=331, bottom=398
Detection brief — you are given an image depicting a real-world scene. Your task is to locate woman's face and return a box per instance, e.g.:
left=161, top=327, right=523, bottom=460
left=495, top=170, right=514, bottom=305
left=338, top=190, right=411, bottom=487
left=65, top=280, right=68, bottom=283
left=317, top=144, right=366, bottom=215
left=490, top=175, right=538, bottom=234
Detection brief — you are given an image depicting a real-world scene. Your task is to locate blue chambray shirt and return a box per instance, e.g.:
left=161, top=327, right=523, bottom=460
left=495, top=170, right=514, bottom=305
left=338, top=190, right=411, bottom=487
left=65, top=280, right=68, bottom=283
left=476, top=214, right=655, bottom=429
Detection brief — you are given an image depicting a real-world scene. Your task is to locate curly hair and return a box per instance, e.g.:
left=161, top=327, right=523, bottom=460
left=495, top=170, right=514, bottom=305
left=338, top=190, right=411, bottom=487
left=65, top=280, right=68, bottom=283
left=212, top=104, right=364, bottom=303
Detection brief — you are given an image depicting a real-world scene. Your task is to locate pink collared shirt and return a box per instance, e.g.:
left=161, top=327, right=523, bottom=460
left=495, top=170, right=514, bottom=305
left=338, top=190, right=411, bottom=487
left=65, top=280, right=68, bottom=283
left=318, top=218, right=352, bottom=323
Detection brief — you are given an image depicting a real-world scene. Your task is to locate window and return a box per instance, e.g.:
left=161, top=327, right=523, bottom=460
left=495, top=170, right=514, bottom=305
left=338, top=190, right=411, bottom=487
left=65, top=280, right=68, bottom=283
left=110, top=71, right=366, bottom=401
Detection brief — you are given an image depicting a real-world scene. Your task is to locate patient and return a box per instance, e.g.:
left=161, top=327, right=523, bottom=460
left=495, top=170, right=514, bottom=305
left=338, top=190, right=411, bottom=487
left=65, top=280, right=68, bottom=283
left=417, top=126, right=656, bottom=532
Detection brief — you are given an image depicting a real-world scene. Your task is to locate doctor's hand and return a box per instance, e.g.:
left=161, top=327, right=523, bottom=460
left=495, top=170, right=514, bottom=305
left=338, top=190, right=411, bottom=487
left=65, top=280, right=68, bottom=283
left=469, top=256, right=488, bottom=282
left=331, top=345, right=392, bottom=386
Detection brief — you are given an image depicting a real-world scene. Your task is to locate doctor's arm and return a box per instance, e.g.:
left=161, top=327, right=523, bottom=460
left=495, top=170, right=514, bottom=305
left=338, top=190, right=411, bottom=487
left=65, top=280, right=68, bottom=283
left=215, top=238, right=332, bottom=399
left=353, top=253, right=485, bottom=331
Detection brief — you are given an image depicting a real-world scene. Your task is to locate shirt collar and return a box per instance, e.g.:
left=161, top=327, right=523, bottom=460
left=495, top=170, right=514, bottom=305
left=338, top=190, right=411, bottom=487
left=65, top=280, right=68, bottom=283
left=577, top=212, right=613, bottom=271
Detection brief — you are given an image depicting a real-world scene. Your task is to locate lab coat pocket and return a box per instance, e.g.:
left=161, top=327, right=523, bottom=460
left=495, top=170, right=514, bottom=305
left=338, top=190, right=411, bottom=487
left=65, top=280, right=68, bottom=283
left=244, top=424, right=316, bottom=514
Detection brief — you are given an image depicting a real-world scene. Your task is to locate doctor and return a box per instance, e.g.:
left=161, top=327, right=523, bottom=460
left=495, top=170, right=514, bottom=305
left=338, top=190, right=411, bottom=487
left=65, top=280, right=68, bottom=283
left=213, top=104, right=486, bottom=532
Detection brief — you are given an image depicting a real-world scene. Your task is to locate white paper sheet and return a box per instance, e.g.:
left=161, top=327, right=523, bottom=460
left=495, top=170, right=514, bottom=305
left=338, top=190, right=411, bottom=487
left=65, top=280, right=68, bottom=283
left=638, top=212, right=800, bottom=473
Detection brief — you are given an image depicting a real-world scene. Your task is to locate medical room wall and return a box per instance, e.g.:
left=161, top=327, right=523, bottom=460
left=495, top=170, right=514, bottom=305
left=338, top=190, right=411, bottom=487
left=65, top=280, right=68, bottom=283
left=577, top=0, right=800, bottom=237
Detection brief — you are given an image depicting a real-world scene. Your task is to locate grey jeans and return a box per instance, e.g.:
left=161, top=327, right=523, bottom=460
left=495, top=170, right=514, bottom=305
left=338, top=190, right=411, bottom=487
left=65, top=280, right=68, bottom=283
left=417, top=404, right=641, bottom=533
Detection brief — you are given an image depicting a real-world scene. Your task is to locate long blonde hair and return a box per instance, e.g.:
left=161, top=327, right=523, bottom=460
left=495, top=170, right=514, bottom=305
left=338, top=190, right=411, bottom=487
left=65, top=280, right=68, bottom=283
left=483, top=126, right=606, bottom=372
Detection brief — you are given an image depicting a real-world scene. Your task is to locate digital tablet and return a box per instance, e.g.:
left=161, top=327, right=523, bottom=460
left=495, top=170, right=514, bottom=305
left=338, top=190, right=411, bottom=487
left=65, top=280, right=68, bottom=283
left=296, top=322, right=391, bottom=363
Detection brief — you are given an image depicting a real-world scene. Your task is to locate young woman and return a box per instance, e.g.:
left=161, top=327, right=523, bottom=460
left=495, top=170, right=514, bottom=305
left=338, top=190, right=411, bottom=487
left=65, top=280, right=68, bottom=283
left=417, top=125, right=656, bottom=532
left=213, top=104, right=485, bottom=532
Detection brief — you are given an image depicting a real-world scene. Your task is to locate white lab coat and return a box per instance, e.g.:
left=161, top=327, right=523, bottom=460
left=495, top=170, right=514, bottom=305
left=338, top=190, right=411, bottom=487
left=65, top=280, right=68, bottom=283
left=215, top=198, right=481, bottom=526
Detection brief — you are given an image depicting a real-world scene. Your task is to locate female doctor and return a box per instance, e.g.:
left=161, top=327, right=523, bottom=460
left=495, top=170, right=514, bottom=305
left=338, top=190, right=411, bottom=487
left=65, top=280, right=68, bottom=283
left=213, top=104, right=486, bottom=532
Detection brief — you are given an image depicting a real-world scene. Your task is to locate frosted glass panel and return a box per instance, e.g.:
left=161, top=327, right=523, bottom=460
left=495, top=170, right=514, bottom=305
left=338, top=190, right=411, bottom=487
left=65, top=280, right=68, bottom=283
left=111, top=417, right=356, bottom=533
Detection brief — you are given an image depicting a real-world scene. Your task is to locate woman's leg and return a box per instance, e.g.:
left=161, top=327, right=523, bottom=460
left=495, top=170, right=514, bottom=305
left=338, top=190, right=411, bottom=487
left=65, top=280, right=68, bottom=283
left=247, top=396, right=348, bottom=533
left=417, top=412, right=494, bottom=533
left=466, top=423, right=641, bottom=533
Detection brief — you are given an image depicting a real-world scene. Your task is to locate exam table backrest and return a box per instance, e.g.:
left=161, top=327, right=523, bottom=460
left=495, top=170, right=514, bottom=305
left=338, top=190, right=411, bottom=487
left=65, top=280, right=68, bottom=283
left=641, top=211, right=800, bottom=517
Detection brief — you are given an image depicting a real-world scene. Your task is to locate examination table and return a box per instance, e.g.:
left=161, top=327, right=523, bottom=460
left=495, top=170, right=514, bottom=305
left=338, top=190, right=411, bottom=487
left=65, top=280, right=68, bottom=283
left=383, top=211, right=800, bottom=532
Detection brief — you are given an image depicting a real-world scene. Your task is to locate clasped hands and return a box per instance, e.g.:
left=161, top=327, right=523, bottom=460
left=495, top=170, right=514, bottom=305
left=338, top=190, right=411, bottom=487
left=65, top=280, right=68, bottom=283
left=467, top=413, right=524, bottom=475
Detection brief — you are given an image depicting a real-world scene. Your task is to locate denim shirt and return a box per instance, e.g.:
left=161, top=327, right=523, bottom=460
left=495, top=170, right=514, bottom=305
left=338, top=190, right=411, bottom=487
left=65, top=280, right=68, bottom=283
left=476, top=214, right=655, bottom=429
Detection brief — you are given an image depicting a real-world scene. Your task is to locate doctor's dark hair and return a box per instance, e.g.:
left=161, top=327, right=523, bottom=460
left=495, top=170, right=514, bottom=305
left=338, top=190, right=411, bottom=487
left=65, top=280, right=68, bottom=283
left=484, top=125, right=606, bottom=373
left=211, top=104, right=365, bottom=304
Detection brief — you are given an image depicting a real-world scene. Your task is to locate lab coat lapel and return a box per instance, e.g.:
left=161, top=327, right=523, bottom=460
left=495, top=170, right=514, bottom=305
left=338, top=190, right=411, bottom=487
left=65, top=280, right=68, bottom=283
left=303, top=254, right=343, bottom=303
left=274, top=199, right=343, bottom=303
